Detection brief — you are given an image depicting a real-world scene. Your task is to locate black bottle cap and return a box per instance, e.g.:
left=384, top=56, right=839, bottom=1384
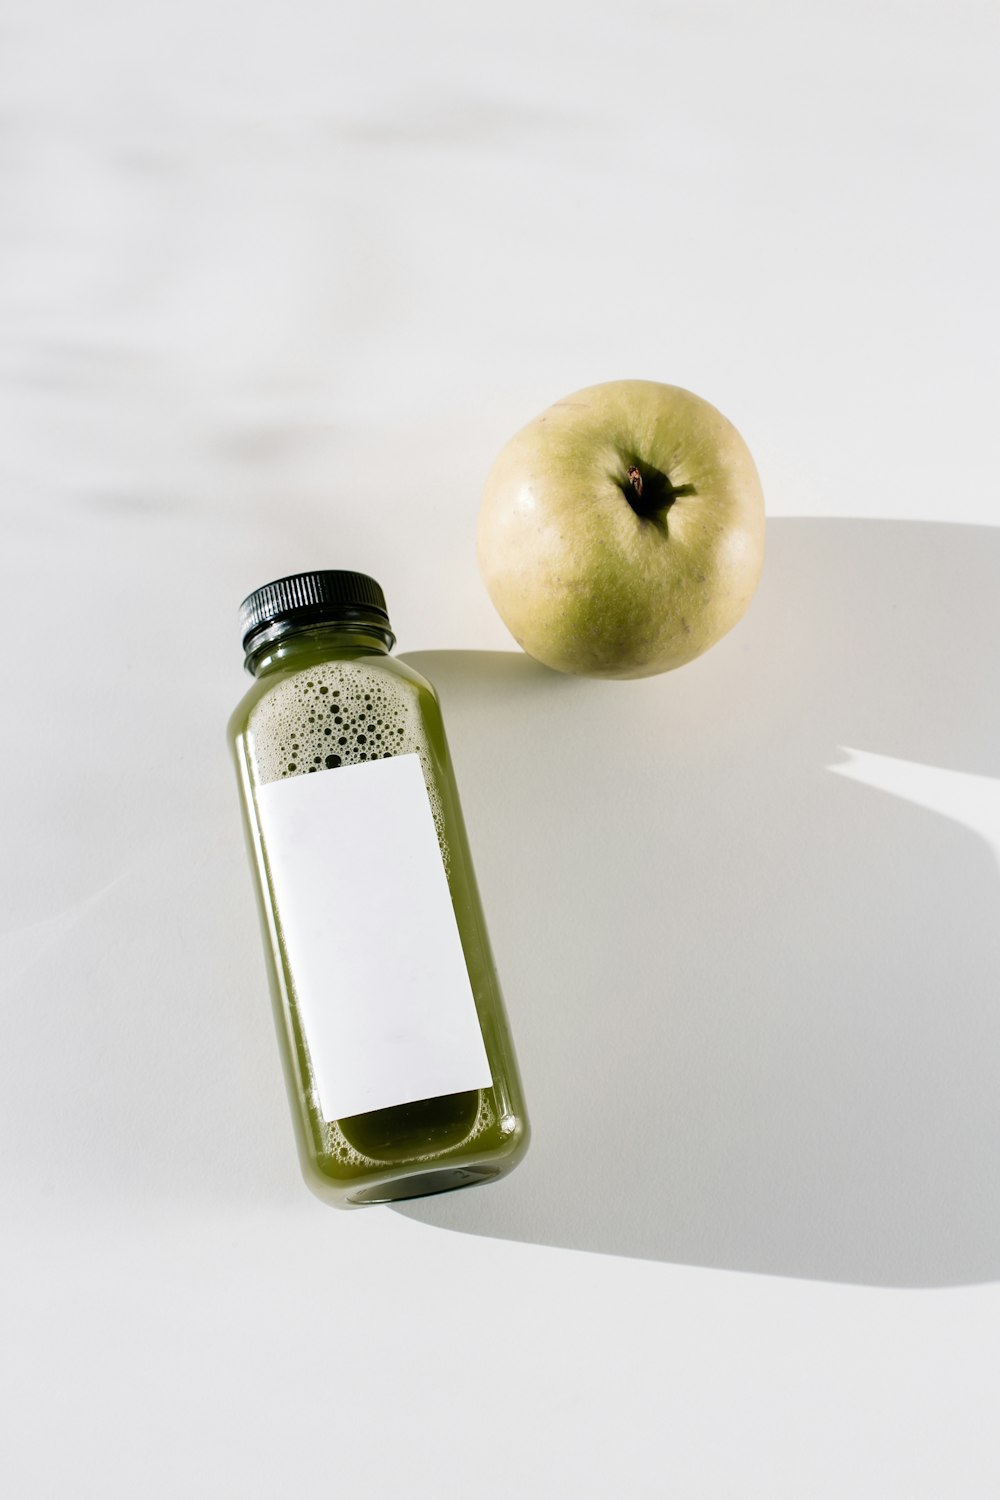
left=239, top=571, right=394, bottom=652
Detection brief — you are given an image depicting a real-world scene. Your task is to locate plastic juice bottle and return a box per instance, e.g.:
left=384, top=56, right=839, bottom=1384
left=228, top=570, right=530, bottom=1205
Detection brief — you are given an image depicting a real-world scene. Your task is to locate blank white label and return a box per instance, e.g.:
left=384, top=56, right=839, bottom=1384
left=254, top=753, right=493, bottom=1121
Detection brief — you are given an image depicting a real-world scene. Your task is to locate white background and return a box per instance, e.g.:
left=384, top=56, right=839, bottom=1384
left=3, top=2, right=999, bottom=1494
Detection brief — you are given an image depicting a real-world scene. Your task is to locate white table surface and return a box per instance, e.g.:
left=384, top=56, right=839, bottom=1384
left=3, top=2, right=999, bottom=1494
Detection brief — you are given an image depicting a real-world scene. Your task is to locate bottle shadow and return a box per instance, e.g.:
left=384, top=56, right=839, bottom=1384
left=396, top=518, right=1000, bottom=1287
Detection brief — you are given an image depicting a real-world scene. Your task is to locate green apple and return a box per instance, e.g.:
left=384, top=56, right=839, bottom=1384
left=477, top=379, right=766, bottom=678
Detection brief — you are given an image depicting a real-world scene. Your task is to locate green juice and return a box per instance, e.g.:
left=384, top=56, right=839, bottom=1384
left=229, top=590, right=529, bottom=1207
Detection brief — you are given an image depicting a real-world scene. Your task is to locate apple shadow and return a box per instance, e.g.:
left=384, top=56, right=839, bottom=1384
left=395, top=519, right=1000, bottom=1287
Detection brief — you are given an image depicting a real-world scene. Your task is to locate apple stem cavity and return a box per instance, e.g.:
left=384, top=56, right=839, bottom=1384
left=622, top=462, right=697, bottom=523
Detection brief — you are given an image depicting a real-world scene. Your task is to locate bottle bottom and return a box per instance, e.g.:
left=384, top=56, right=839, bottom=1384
left=348, top=1163, right=502, bottom=1205
left=300, top=1087, right=528, bottom=1207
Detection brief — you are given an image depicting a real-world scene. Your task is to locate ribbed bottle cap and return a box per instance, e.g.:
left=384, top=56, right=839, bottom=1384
left=239, top=571, right=392, bottom=650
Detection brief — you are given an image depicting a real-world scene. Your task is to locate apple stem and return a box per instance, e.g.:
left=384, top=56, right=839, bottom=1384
left=627, top=465, right=643, bottom=501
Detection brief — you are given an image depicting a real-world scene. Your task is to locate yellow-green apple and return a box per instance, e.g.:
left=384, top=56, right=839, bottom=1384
left=477, top=379, right=766, bottom=678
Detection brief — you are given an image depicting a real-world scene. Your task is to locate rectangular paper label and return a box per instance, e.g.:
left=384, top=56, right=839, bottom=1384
left=254, top=753, right=493, bottom=1120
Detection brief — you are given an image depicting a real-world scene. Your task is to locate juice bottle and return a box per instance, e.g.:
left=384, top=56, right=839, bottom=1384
left=228, top=570, right=530, bottom=1205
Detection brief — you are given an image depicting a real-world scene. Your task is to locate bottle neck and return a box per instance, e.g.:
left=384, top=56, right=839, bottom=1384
left=245, top=620, right=394, bottom=678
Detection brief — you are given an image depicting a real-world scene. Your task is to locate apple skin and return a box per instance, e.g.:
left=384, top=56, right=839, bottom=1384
left=477, top=380, right=766, bottom=679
